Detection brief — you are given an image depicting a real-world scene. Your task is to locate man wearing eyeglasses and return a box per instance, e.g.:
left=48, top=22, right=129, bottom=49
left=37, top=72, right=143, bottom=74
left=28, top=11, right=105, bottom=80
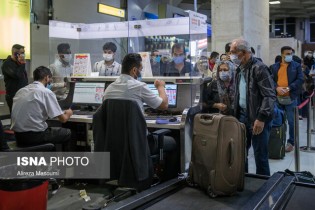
left=270, top=46, right=304, bottom=153
left=231, top=38, right=276, bottom=176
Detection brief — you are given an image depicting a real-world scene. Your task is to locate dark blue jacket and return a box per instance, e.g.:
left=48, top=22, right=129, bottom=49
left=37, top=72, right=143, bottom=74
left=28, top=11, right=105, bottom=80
left=270, top=61, right=304, bottom=100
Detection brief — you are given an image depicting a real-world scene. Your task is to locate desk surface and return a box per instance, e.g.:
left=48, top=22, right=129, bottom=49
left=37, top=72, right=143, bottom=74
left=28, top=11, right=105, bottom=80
left=68, top=115, right=182, bottom=129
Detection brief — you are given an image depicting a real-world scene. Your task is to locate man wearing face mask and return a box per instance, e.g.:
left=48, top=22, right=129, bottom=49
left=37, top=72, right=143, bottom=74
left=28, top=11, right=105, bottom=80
left=49, top=43, right=73, bottom=100
left=150, top=49, right=162, bottom=76
left=103, top=54, right=177, bottom=167
left=270, top=46, right=304, bottom=153
left=11, top=66, right=73, bottom=150
left=231, top=38, right=276, bottom=176
left=1, top=44, right=28, bottom=113
left=162, top=43, right=193, bottom=76
left=93, top=42, right=121, bottom=76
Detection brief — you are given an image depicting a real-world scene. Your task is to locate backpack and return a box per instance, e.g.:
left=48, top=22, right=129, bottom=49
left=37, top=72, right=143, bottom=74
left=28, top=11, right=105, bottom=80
left=272, top=105, right=285, bottom=127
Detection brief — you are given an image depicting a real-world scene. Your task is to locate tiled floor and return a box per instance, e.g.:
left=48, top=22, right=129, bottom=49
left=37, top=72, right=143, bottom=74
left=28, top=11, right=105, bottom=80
left=248, top=116, right=315, bottom=175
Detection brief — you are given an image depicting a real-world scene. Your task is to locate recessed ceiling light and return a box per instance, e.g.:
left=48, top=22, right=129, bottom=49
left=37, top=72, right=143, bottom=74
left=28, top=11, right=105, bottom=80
left=269, top=1, right=281, bottom=4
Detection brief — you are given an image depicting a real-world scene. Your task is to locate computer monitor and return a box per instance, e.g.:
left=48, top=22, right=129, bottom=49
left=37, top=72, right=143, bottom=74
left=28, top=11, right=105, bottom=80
left=72, top=82, right=105, bottom=106
left=146, top=83, right=178, bottom=108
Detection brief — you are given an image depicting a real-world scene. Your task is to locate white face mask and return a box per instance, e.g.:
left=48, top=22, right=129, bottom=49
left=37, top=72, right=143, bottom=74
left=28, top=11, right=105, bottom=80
left=61, top=54, right=72, bottom=63
left=103, top=53, right=114, bottom=61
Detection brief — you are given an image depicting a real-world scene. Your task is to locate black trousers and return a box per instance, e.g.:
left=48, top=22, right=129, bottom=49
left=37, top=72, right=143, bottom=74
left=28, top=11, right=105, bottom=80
left=15, top=127, right=72, bottom=150
left=5, top=95, right=13, bottom=114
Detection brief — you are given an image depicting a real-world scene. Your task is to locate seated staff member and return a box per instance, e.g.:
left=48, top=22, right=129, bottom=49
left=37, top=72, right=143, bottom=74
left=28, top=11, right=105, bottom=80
left=103, top=53, right=177, bottom=158
left=11, top=66, right=73, bottom=149
left=93, top=42, right=121, bottom=76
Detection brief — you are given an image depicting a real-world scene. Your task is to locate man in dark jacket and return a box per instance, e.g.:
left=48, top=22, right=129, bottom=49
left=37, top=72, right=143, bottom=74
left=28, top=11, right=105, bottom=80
left=1, top=44, right=28, bottom=113
left=230, top=38, right=276, bottom=176
left=270, top=46, right=304, bottom=152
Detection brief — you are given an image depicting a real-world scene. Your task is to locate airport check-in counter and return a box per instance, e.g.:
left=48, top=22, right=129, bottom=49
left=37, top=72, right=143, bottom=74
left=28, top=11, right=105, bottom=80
left=66, top=76, right=204, bottom=173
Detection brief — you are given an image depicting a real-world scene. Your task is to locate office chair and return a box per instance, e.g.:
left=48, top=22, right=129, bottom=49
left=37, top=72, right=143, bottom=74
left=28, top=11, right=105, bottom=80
left=1, top=124, right=55, bottom=152
left=93, top=99, right=171, bottom=192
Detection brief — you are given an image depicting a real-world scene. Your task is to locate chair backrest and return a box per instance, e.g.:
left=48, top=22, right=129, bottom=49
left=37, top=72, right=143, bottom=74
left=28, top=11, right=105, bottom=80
left=93, top=99, right=153, bottom=191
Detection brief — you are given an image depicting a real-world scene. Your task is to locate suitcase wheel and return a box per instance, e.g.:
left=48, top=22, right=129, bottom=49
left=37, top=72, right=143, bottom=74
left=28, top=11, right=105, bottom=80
left=186, top=175, right=197, bottom=187
left=207, top=186, right=217, bottom=198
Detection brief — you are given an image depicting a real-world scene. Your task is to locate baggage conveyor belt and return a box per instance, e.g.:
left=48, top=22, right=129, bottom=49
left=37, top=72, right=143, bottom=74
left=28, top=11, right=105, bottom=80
left=48, top=173, right=315, bottom=210
left=106, top=174, right=267, bottom=210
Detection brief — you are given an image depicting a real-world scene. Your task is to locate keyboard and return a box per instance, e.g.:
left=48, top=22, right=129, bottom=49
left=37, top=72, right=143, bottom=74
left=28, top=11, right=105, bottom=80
left=144, top=115, right=176, bottom=120
left=73, top=110, right=96, bottom=115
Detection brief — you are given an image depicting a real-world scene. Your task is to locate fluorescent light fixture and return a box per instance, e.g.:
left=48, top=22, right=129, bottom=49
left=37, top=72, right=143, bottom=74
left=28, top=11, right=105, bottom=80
left=269, top=1, right=281, bottom=4
left=274, top=28, right=280, bottom=31
left=97, top=3, right=125, bottom=18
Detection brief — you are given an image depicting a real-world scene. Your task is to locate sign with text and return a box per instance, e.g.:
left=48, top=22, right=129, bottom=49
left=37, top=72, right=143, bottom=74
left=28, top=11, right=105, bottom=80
left=73, top=53, right=92, bottom=76
left=0, top=152, right=110, bottom=179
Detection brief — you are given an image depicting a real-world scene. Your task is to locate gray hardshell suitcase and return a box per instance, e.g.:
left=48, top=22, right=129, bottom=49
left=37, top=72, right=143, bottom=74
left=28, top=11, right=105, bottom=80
left=188, top=113, right=246, bottom=197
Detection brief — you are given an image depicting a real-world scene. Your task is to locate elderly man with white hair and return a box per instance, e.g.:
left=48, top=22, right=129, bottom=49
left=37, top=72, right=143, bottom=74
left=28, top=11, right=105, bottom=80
left=230, top=38, right=276, bottom=176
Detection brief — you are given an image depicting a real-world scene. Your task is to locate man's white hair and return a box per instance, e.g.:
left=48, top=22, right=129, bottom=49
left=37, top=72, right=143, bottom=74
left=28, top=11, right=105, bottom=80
left=231, top=38, right=251, bottom=53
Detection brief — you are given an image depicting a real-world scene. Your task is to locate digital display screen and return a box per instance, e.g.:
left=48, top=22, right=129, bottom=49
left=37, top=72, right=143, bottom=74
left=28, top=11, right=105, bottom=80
left=0, top=0, right=30, bottom=59
left=73, top=82, right=105, bottom=105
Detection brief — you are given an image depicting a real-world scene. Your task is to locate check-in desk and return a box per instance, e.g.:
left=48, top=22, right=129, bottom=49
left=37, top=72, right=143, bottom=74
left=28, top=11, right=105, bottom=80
left=59, top=76, right=205, bottom=173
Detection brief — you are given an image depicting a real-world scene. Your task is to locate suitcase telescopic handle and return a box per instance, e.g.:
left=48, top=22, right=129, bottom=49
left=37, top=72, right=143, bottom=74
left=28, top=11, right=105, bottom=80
left=199, top=115, right=215, bottom=125
left=229, top=139, right=235, bottom=166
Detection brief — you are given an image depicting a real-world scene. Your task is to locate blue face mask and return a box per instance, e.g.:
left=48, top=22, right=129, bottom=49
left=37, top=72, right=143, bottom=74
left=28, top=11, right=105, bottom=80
left=173, top=55, right=185, bottom=64
left=230, top=54, right=241, bottom=65
left=284, top=55, right=293, bottom=63
left=155, top=56, right=161, bottom=63
left=46, top=83, right=53, bottom=90
left=219, top=71, right=230, bottom=81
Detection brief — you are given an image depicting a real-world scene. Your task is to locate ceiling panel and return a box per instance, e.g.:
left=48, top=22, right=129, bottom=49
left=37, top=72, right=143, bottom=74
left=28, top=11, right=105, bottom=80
left=177, top=0, right=315, bottom=19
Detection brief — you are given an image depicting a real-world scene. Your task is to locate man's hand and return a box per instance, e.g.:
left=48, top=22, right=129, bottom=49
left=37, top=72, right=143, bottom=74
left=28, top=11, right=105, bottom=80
left=213, top=103, right=227, bottom=111
left=65, top=108, right=73, bottom=116
left=276, top=87, right=289, bottom=95
left=154, top=80, right=165, bottom=89
left=253, top=119, right=265, bottom=135
left=58, top=109, right=73, bottom=123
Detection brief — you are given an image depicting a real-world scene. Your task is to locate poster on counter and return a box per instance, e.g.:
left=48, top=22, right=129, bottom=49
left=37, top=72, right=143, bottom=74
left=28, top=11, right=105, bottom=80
left=138, top=52, right=153, bottom=77
left=72, top=53, right=92, bottom=76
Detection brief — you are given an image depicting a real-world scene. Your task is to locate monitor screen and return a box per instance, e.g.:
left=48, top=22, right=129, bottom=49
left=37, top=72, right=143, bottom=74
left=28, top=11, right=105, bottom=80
left=72, top=82, right=105, bottom=105
left=146, top=83, right=178, bottom=108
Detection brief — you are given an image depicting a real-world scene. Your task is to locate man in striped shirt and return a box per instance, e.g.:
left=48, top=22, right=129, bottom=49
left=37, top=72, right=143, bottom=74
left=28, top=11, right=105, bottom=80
left=93, top=42, right=121, bottom=76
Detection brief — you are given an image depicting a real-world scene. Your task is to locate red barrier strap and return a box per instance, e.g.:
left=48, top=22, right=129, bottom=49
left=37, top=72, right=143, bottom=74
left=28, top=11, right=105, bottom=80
left=310, top=90, right=315, bottom=99
left=298, top=98, right=309, bottom=110
left=0, top=90, right=6, bottom=95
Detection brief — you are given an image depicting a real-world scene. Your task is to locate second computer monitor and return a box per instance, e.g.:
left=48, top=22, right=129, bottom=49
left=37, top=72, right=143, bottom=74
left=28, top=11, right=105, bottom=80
left=146, top=83, right=178, bottom=108
left=72, top=82, right=105, bottom=106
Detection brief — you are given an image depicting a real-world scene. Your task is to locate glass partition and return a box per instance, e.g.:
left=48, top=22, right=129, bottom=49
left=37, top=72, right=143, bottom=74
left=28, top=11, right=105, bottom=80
left=49, top=20, right=128, bottom=99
